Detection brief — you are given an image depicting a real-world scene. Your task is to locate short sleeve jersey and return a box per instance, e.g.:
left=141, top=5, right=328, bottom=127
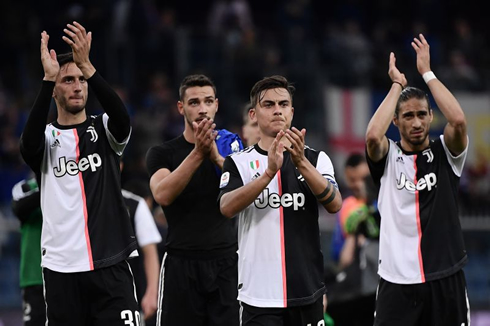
left=27, top=114, right=137, bottom=272
left=146, top=135, right=237, bottom=258
left=367, top=136, right=468, bottom=284
left=219, top=144, right=338, bottom=308
left=123, top=189, right=162, bottom=303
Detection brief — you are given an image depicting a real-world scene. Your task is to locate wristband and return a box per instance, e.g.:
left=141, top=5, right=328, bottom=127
left=264, top=170, right=274, bottom=179
left=393, top=81, right=404, bottom=90
left=422, top=71, right=436, bottom=84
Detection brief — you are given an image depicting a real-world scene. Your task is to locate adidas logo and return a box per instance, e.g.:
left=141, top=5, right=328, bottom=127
left=252, top=172, right=261, bottom=180
left=50, top=139, right=61, bottom=148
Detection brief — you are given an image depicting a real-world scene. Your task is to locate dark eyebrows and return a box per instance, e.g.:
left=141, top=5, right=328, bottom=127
left=261, top=100, right=275, bottom=105
left=402, top=110, right=428, bottom=118
left=260, top=99, right=290, bottom=106
left=60, top=75, right=85, bottom=82
left=186, top=95, right=215, bottom=103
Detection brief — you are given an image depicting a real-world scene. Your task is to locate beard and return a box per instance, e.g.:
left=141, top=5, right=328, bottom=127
left=65, top=104, right=85, bottom=114
left=58, top=96, right=86, bottom=115
left=407, top=131, right=429, bottom=147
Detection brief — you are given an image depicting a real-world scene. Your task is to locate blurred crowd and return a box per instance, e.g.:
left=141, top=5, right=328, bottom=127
left=0, top=0, right=489, bottom=214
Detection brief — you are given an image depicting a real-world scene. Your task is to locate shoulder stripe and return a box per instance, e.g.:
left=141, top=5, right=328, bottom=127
left=231, top=145, right=255, bottom=156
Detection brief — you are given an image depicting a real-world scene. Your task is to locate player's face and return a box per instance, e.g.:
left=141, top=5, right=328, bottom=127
left=344, top=162, right=369, bottom=200
left=252, top=88, right=294, bottom=137
left=393, top=98, right=433, bottom=151
left=242, top=113, right=260, bottom=146
left=53, top=62, right=88, bottom=114
left=179, top=86, right=218, bottom=127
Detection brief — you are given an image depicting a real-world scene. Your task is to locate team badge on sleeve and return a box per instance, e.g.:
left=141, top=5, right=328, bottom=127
left=220, top=172, right=230, bottom=188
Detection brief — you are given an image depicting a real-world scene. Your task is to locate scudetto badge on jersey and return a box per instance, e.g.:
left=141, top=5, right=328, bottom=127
left=220, top=171, right=230, bottom=188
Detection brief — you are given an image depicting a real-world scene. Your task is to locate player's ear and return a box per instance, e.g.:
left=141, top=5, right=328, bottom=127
left=249, top=107, right=257, bottom=121
left=392, top=116, right=399, bottom=127
left=177, top=101, right=184, bottom=115
left=215, top=98, right=219, bottom=113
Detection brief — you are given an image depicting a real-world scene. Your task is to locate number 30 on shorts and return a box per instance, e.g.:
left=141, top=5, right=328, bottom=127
left=121, top=310, right=141, bottom=325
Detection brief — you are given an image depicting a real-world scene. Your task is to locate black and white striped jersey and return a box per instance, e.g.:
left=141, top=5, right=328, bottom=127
left=122, top=189, right=162, bottom=249
left=367, top=135, right=468, bottom=284
left=32, top=114, right=137, bottom=272
left=123, top=189, right=162, bottom=303
left=219, top=144, right=338, bottom=308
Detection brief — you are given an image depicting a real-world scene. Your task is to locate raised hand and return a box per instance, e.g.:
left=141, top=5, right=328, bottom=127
left=284, top=127, right=306, bottom=167
left=40, top=31, right=59, bottom=81
left=192, top=118, right=217, bottom=159
left=388, top=52, right=407, bottom=87
left=265, top=130, right=285, bottom=178
left=62, top=21, right=95, bottom=77
left=411, top=33, right=431, bottom=75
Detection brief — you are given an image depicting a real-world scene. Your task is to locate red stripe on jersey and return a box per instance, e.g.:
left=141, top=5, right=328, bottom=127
left=73, top=129, right=94, bottom=270
left=277, top=170, right=287, bottom=306
left=413, top=155, right=425, bottom=282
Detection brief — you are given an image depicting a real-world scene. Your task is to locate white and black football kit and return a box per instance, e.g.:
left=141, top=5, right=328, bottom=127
left=123, top=189, right=162, bottom=319
left=20, top=72, right=139, bottom=325
left=219, top=144, right=338, bottom=310
left=146, top=135, right=240, bottom=326
left=368, top=136, right=470, bottom=325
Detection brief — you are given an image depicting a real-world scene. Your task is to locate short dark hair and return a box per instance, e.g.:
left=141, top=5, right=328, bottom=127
left=242, top=101, right=253, bottom=121
left=395, top=86, right=431, bottom=117
left=57, top=52, right=74, bottom=68
left=345, top=152, right=366, bottom=168
left=250, top=75, right=295, bottom=108
left=179, top=74, right=217, bottom=100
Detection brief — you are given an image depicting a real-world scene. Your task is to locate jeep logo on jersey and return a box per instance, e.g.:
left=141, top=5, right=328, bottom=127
left=396, top=172, right=437, bottom=192
left=255, top=188, right=305, bottom=211
left=53, top=153, right=102, bottom=177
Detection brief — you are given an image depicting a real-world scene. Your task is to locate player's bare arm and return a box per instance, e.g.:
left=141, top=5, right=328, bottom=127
left=412, top=34, right=467, bottom=155
left=285, top=127, right=342, bottom=213
left=220, top=131, right=284, bottom=218
left=150, top=119, right=216, bottom=206
left=140, top=244, right=159, bottom=320
left=366, top=52, right=407, bottom=162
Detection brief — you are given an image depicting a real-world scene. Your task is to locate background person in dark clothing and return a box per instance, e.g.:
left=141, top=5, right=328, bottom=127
left=11, top=178, right=45, bottom=326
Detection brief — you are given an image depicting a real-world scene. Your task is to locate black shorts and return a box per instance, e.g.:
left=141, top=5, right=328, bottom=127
left=156, top=252, right=239, bottom=326
left=374, top=269, right=470, bottom=326
left=241, top=296, right=324, bottom=326
left=22, top=285, right=46, bottom=326
left=43, top=260, right=139, bottom=326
